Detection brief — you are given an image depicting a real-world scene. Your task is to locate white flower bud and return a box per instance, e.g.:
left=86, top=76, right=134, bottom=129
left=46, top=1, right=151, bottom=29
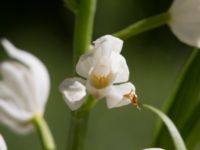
left=0, top=39, right=50, bottom=134
left=169, top=0, right=200, bottom=47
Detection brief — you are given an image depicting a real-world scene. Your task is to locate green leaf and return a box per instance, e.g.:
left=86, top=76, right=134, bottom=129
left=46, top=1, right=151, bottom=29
left=144, top=104, right=187, bottom=150
left=153, top=48, right=200, bottom=149
left=182, top=102, right=200, bottom=150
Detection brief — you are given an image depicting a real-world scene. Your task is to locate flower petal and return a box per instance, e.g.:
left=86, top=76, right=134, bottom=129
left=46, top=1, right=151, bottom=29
left=0, top=98, right=33, bottom=134
left=59, top=78, right=87, bottom=110
left=0, top=62, right=36, bottom=112
left=111, top=52, right=129, bottom=83
left=0, top=81, right=34, bottom=134
left=0, top=82, right=33, bottom=122
left=169, top=0, right=200, bottom=47
left=76, top=51, right=93, bottom=78
left=1, top=39, right=50, bottom=112
left=0, top=135, right=7, bottom=150
left=93, top=35, right=123, bottom=53
left=106, top=82, right=135, bottom=109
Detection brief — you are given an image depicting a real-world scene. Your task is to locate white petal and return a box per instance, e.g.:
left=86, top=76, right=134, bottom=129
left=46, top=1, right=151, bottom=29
left=0, top=94, right=33, bottom=122
left=0, top=81, right=30, bottom=115
left=0, top=135, right=7, bottom=150
left=0, top=67, right=34, bottom=134
left=0, top=82, right=33, bottom=132
left=92, top=35, right=121, bottom=63
left=1, top=39, right=50, bottom=112
left=106, top=82, right=135, bottom=109
left=76, top=51, right=93, bottom=78
left=93, top=42, right=112, bottom=62
left=93, top=35, right=123, bottom=53
left=0, top=114, right=33, bottom=135
left=59, top=78, right=87, bottom=110
left=0, top=62, right=36, bottom=111
left=169, top=0, right=200, bottom=47
left=90, top=56, right=111, bottom=77
left=111, top=52, right=129, bottom=83
left=0, top=98, right=33, bottom=134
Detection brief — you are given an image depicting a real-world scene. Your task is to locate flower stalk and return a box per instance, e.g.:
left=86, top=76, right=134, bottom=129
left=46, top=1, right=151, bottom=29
left=67, top=0, right=97, bottom=150
left=73, top=0, right=97, bottom=66
left=64, top=0, right=78, bottom=14
left=32, top=115, right=56, bottom=150
left=113, top=12, right=170, bottom=40
left=67, top=96, right=96, bottom=150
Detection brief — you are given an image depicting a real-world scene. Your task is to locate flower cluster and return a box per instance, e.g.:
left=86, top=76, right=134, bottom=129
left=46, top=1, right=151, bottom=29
left=60, top=35, right=137, bottom=110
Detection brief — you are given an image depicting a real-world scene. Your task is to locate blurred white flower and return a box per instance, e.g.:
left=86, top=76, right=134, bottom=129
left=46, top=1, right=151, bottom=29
left=169, top=0, right=200, bottom=47
left=0, top=39, right=50, bottom=134
left=0, top=134, right=7, bottom=150
left=60, top=35, right=137, bottom=110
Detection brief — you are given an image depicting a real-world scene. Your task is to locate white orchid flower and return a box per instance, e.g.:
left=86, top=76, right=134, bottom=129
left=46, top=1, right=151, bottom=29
left=0, top=134, right=7, bottom=150
left=60, top=35, right=137, bottom=110
left=0, top=39, right=50, bottom=134
left=168, top=0, right=200, bottom=47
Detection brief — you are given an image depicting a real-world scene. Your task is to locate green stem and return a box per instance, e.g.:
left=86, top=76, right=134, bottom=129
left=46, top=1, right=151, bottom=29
left=73, top=0, right=97, bottom=66
left=113, top=12, right=170, bottom=40
left=67, top=0, right=97, bottom=150
left=67, top=96, right=96, bottom=150
left=32, top=115, right=56, bottom=150
left=64, top=0, right=78, bottom=14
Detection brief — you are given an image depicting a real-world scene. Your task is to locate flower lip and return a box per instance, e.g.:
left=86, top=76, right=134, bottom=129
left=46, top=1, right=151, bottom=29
left=90, top=71, right=113, bottom=89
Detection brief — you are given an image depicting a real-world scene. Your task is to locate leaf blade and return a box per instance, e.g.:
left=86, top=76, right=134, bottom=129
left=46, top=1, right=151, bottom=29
left=153, top=48, right=200, bottom=149
left=144, top=104, right=187, bottom=150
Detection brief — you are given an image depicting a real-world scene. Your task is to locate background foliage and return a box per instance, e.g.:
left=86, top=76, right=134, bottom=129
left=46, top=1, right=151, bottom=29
left=0, top=0, right=198, bottom=149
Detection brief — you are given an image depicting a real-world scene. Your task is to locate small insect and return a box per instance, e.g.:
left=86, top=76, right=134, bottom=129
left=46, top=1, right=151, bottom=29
left=123, top=90, right=141, bottom=110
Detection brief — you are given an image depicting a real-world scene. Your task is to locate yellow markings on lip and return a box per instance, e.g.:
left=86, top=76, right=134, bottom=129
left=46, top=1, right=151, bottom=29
left=90, top=72, right=112, bottom=89
left=99, top=64, right=106, bottom=67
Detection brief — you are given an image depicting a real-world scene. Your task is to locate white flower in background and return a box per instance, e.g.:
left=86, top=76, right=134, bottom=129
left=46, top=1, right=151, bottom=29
left=0, top=134, right=7, bottom=150
left=60, top=35, right=138, bottom=110
left=0, top=39, right=50, bottom=134
left=169, top=0, right=200, bottom=47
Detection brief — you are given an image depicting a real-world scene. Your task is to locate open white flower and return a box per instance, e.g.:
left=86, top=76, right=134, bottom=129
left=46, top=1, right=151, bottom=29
left=169, top=0, right=200, bottom=47
left=0, top=39, right=50, bottom=134
left=0, top=134, right=7, bottom=150
left=60, top=35, right=137, bottom=110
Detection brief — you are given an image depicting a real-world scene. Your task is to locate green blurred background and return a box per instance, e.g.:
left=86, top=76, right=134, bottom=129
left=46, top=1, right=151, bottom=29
left=0, top=0, right=195, bottom=149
